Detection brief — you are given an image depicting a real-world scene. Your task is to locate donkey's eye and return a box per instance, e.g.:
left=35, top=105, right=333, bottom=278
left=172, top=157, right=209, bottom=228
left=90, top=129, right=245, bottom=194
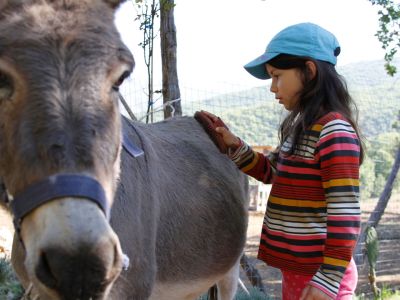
left=0, top=72, right=13, bottom=101
left=112, top=70, right=131, bottom=92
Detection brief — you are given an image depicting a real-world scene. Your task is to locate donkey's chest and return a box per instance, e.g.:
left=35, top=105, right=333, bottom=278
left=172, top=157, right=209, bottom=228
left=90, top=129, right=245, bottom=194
left=149, top=276, right=220, bottom=300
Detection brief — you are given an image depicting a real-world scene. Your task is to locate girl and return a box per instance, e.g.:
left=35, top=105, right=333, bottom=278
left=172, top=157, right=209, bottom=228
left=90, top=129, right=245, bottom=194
left=201, top=23, right=363, bottom=300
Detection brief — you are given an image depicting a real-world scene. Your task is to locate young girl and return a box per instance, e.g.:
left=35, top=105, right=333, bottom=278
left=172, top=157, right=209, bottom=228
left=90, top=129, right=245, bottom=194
left=201, top=23, right=363, bottom=300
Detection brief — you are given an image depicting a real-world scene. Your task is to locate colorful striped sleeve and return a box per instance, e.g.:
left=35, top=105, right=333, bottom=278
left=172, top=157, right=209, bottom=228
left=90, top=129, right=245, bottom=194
left=228, top=139, right=275, bottom=184
left=309, top=118, right=361, bottom=298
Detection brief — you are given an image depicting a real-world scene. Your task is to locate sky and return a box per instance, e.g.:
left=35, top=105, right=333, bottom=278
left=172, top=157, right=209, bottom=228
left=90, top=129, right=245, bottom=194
left=115, top=0, right=387, bottom=91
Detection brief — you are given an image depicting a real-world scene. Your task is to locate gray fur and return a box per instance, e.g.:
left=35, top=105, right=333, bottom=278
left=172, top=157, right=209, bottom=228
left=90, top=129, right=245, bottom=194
left=110, top=117, right=248, bottom=298
left=0, top=1, right=249, bottom=299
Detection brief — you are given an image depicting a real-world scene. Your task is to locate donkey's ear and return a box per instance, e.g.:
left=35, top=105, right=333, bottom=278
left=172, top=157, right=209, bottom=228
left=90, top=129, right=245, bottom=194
left=103, top=0, right=127, bottom=9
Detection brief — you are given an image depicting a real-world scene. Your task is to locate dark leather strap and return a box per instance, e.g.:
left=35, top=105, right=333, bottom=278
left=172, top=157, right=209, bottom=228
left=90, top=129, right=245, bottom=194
left=122, top=116, right=144, bottom=158
left=5, top=116, right=143, bottom=233
left=10, top=174, right=109, bottom=230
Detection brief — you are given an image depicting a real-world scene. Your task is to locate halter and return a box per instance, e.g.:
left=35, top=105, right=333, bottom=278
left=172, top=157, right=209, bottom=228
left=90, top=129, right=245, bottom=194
left=9, top=173, right=109, bottom=233
left=1, top=117, right=143, bottom=235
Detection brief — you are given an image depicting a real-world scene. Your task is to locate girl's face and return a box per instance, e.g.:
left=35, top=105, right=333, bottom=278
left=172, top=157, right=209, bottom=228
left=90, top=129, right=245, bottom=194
left=266, top=64, right=304, bottom=111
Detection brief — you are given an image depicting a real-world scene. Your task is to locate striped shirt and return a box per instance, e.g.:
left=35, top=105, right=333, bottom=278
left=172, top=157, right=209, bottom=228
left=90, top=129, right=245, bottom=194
left=230, top=112, right=361, bottom=298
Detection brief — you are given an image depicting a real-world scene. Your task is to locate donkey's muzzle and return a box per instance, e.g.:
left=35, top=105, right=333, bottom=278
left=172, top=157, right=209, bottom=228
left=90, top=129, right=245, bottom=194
left=35, top=243, right=122, bottom=299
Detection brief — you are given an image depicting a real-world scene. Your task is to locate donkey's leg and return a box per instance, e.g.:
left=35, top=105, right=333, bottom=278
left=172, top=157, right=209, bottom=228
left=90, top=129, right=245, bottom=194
left=11, top=235, right=29, bottom=286
left=217, top=259, right=240, bottom=300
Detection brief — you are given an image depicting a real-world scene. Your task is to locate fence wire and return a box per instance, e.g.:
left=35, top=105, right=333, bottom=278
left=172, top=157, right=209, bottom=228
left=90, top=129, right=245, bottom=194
left=119, top=65, right=400, bottom=298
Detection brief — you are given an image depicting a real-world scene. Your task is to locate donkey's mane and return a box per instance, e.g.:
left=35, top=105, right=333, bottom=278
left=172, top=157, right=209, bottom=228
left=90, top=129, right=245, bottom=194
left=0, top=1, right=115, bottom=39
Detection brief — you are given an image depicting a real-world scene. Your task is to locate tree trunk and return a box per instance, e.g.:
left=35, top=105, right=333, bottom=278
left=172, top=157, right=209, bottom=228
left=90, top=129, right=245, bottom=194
left=160, top=0, right=182, bottom=119
left=354, top=146, right=400, bottom=265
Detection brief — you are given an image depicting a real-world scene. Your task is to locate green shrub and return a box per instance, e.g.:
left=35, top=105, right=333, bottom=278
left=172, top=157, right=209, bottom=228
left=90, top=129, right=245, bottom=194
left=354, top=284, right=400, bottom=300
left=0, top=257, right=24, bottom=300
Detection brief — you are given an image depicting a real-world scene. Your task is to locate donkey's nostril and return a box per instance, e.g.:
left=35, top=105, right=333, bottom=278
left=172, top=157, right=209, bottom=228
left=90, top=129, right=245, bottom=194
left=34, top=246, right=111, bottom=298
left=35, top=251, right=58, bottom=289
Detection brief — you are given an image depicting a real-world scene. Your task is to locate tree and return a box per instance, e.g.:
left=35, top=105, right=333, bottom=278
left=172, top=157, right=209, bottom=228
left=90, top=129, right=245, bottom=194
left=134, top=0, right=160, bottom=123
left=133, top=0, right=182, bottom=121
left=369, top=0, right=400, bottom=76
left=160, top=0, right=182, bottom=118
left=355, top=1, right=400, bottom=265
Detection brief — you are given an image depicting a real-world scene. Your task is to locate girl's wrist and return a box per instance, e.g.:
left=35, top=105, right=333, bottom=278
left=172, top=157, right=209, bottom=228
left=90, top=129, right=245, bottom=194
left=228, top=137, right=242, bottom=151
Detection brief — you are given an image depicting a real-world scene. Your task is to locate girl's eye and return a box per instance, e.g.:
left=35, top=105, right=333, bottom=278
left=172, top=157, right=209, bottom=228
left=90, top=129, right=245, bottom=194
left=0, top=72, right=13, bottom=101
left=112, top=70, right=131, bottom=92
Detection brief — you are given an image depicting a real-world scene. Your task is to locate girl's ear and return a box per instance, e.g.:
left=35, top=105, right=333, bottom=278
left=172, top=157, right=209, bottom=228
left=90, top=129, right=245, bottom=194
left=305, top=61, right=317, bottom=80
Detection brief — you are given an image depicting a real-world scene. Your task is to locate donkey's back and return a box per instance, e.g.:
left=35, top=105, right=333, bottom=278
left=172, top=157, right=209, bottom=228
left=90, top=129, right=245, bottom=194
left=110, top=116, right=249, bottom=299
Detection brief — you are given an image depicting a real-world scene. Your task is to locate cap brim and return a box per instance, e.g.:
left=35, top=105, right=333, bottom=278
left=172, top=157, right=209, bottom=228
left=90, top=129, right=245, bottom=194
left=243, top=52, right=279, bottom=80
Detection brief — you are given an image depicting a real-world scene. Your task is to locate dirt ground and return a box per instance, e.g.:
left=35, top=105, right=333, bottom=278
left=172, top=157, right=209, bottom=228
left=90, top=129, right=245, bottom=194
left=0, top=206, right=12, bottom=256
left=241, top=195, right=400, bottom=299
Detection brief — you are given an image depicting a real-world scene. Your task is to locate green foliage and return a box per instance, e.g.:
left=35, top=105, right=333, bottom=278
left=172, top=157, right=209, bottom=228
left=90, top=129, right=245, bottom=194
left=369, top=0, right=400, bottom=76
left=366, top=226, right=380, bottom=297
left=188, top=59, right=400, bottom=199
left=381, top=285, right=400, bottom=299
left=360, top=155, right=376, bottom=198
left=366, top=226, right=379, bottom=270
left=131, top=0, right=162, bottom=123
left=0, top=257, right=24, bottom=300
left=373, top=149, right=394, bottom=176
left=355, top=285, right=400, bottom=299
left=133, top=0, right=160, bottom=50
left=374, top=174, right=388, bottom=197
left=364, top=131, right=400, bottom=196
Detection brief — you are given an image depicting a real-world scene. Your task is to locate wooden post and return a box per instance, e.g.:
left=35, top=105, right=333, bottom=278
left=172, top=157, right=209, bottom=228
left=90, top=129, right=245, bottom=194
left=160, top=0, right=182, bottom=119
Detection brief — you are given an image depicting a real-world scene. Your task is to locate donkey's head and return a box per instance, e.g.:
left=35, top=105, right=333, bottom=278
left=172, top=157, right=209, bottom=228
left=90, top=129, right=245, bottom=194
left=0, top=0, right=132, bottom=298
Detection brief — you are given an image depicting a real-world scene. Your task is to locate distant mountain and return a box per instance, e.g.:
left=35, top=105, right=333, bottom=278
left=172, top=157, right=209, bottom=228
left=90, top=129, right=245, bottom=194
left=193, top=59, right=400, bottom=146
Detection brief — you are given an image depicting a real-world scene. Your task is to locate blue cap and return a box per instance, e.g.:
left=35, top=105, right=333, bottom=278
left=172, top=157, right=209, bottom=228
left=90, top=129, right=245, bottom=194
left=244, top=22, right=341, bottom=80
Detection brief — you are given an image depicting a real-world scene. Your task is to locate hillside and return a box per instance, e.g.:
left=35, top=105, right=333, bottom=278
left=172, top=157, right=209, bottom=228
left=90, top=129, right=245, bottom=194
left=194, top=59, right=400, bottom=146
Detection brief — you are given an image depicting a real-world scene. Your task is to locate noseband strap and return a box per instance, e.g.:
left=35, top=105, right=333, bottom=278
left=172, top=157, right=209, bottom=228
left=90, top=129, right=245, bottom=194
left=10, top=174, right=109, bottom=231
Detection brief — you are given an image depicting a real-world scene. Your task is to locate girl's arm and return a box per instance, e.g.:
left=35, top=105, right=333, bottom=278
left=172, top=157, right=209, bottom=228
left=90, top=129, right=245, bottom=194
left=310, top=119, right=361, bottom=299
left=199, top=111, right=275, bottom=183
left=228, top=140, right=276, bottom=184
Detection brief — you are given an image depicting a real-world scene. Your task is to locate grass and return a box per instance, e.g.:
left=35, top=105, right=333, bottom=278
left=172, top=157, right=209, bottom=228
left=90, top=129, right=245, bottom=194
left=354, top=284, right=400, bottom=300
left=0, top=256, right=24, bottom=300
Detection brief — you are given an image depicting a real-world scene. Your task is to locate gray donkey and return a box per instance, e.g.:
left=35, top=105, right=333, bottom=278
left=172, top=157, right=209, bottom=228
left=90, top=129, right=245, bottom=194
left=0, top=1, right=249, bottom=299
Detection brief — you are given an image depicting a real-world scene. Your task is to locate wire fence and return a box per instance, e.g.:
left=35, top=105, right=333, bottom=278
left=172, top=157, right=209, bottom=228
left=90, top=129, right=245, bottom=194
left=119, top=68, right=400, bottom=299
left=0, top=72, right=398, bottom=298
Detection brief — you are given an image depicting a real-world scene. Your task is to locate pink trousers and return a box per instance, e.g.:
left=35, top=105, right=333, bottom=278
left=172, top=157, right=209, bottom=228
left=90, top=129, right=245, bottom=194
left=281, top=258, right=358, bottom=300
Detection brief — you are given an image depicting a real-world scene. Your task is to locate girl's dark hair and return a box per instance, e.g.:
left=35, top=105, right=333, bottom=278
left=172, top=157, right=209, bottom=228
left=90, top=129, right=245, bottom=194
left=268, top=54, right=364, bottom=163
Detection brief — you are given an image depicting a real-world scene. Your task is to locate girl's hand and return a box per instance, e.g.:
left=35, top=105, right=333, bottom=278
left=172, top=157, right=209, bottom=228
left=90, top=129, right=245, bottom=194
left=300, top=285, right=333, bottom=300
left=200, top=111, right=241, bottom=150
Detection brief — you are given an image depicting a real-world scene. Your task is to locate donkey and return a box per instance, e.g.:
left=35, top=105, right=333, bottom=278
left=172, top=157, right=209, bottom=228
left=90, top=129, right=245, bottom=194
left=0, top=1, right=249, bottom=299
